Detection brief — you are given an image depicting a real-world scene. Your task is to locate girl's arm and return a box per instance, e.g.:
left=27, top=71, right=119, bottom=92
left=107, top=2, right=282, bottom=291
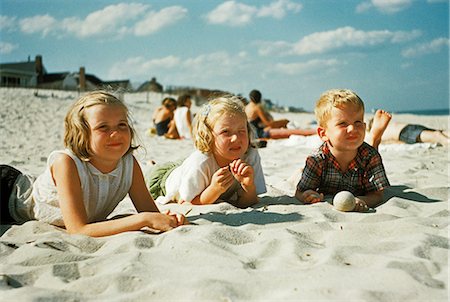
left=128, top=157, right=159, bottom=212
left=53, top=154, right=179, bottom=237
left=230, top=159, right=259, bottom=208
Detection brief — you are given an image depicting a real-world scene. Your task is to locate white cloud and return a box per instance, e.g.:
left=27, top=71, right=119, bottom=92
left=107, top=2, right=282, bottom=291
left=257, top=0, right=302, bottom=19
left=61, top=3, right=148, bottom=38
left=133, top=6, right=187, bottom=36
left=0, top=41, right=18, bottom=54
left=15, top=3, right=186, bottom=39
left=258, top=27, right=421, bottom=56
left=206, top=0, right=301, bottom=26
left=401, top=37, right=449, bottom=58
left=108, top=51, right=248, bottom=81
left=0, top=15, right=16, bottom=31
left=108, top=56, right=181, bottom=79
left=356, top=0, right=413, bottom=14
left=206, top=1, right=257, bottom=26
left=275, top=59, right=341, bottom=75
left=19, top=14, right=56, bottom=36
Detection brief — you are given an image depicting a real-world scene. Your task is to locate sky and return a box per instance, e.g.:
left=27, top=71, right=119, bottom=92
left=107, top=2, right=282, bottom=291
left=0, top=0, right=448, bottom=112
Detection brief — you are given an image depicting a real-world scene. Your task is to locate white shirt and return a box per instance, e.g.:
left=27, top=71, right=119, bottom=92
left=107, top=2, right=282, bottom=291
left=160, top=148, right=266, bottom=205
left=174, top=106, right=193, bottom=139
left=10, top=149, right=134, bottom=226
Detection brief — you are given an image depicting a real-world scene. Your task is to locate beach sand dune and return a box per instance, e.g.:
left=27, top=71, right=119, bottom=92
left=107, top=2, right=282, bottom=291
left=1, top=88, right=448, bottom=301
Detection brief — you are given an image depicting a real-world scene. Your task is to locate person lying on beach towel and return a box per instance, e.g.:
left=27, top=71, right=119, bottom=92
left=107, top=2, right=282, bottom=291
left=367, top=110, right=449, bottom=146
left=146, top=95, right=267, bottom=208
left=1, top=91, right=185, bottom=236
left=245, top=89, right=316, bottom=139
left=295, top=89, right=390, bottom=211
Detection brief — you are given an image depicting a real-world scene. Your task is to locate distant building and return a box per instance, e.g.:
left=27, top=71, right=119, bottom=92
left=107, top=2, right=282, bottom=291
left=0, top=55, right=44, bottom=87
left=137, top=77, right=163, bottom=93
left=0, top=55, right=131, bottom=91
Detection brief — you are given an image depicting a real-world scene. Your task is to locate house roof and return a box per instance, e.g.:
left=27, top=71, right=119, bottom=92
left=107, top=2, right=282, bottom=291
left=0, top=61, right=47, bottom=75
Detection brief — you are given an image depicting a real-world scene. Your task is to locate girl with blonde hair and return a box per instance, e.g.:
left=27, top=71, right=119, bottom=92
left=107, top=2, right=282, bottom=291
left=147, top=95, right=266, bottom=208
left=1, top=91, right=185, bottom=236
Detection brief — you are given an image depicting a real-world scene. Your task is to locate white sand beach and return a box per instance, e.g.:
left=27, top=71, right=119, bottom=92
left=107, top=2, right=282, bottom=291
left=0, top=88, right=449, bottom=301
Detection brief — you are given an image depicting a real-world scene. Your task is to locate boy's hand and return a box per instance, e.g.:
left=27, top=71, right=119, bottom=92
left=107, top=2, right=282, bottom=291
left=229, top=159, right=254, bottom=188
left=301, top=190, right=324, bottom=204
left=353, top=198, right=369, bottom=212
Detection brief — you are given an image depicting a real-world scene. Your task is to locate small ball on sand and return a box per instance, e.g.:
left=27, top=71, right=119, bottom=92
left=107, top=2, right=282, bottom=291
left=333, top=191, right=355, bottom=212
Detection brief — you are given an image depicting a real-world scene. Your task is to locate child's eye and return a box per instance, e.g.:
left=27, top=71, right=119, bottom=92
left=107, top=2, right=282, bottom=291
left=118, top=123, right=129, bottom=129
left=354, top=121, right=364, bottom=127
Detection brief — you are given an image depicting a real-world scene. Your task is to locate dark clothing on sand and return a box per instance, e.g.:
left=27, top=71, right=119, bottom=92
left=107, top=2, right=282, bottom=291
left=155, top=118, right=171, bottom=136
left=399, top=124, right=433, bottom=144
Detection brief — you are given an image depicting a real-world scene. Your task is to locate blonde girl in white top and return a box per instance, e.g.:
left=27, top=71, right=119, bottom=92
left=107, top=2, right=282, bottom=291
left=149, top=95, right=266, bottom=208
left=3, top=91, right=185, bottom=236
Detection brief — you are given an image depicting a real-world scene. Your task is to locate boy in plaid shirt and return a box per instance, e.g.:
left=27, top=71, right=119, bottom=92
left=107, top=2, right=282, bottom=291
left=295, top=89, right=390, bottom=212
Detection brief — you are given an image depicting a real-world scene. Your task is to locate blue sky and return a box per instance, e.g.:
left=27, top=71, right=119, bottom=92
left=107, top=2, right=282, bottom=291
left=1, top=0, right=448, bottom=112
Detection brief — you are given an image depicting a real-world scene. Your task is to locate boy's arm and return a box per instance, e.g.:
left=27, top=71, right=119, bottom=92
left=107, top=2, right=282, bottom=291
left=355, top=190, right=384, bottom=210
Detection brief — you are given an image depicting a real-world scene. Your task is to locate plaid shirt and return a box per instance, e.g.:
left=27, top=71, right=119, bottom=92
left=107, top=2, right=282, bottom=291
left=297, top=142, right=390, bottom=196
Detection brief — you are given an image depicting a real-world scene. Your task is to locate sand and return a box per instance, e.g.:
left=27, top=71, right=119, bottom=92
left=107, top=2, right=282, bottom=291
left=0, top=88, right=448, bottom=301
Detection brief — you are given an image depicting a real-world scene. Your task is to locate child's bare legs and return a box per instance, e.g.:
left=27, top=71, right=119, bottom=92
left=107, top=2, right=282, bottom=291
left=367, top=109, right=392, bottom=150
left=419, top=130, right=450, bottom=146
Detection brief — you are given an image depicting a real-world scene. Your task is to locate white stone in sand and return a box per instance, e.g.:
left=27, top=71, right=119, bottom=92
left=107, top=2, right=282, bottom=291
left=333, top=191, right=356, bottom=212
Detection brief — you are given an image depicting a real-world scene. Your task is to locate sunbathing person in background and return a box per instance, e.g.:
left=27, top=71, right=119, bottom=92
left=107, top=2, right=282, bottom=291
left=295, top=89, right=390, bottom=211
left=146, top=95, right=267, bottom=208
left=1, top=91, right=185, bottom=236
left=165, top=94, right=194, bottom=139
left=245, top=89, right=316, bottom=139
left=367, top=109, right=449, bottom=146
left=152, top=97, right=177, bottom=136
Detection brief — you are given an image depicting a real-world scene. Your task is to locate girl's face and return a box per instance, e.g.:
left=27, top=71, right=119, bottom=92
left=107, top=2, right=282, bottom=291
left=84, top=104, right=131, bottom=170
left=212, top=113, right=249, bottom=166
left=319, top=104, right=366, bottom=153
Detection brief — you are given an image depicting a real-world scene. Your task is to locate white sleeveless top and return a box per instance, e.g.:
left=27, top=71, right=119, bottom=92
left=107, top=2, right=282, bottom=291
left=174, top=107, right=193, bottom=139
left=16, top=150, right=134, bottom=226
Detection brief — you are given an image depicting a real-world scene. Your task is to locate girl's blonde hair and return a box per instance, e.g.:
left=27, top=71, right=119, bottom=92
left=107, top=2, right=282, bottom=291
left=314, top=89, right=365, bottom=127
left=192, top=95, right=253, bottom=153
left=64, top=91, right=138, bottom=161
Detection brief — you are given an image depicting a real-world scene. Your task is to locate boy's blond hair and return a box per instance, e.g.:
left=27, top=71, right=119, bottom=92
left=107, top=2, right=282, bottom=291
left=192, top=95, right=253, bottom=153
left=64, top=91, right=138, bottom=161
left=315, top=89, right=365, bottom=127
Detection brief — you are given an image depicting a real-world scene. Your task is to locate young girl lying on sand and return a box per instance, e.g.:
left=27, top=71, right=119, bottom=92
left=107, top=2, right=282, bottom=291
left=146, top=95, right=267, bottom=208
left=1, top=91, right=185, bottom=236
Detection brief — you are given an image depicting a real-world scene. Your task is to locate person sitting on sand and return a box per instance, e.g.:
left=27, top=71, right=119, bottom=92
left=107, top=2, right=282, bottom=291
left=146, top=95, right=266, bottom=208
left=152, top=97, right=177, bottom=136
left=245, top=89, right=316, bottom=139
left=0, top=91, right=185, bottom=236
left=367, top=110, right=449, bottom=146
left=165, top=94, right=194, bottom=140
left=294, top=89, right=390, bottom=212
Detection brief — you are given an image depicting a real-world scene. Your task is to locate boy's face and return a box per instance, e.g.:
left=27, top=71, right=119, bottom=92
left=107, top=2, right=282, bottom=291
left=318, top=104, right=366, bottom=153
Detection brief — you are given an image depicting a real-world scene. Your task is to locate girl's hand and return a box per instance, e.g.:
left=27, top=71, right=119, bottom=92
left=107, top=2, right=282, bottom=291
left=143, top=212, right=180, bottom=232
left=211, top=166, right=235, bottom=194
left=164, top=210, right=189, bottom=226
left=229, top=159, right=254, bottom=188
left=301, top=190, right=324, bottom=204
